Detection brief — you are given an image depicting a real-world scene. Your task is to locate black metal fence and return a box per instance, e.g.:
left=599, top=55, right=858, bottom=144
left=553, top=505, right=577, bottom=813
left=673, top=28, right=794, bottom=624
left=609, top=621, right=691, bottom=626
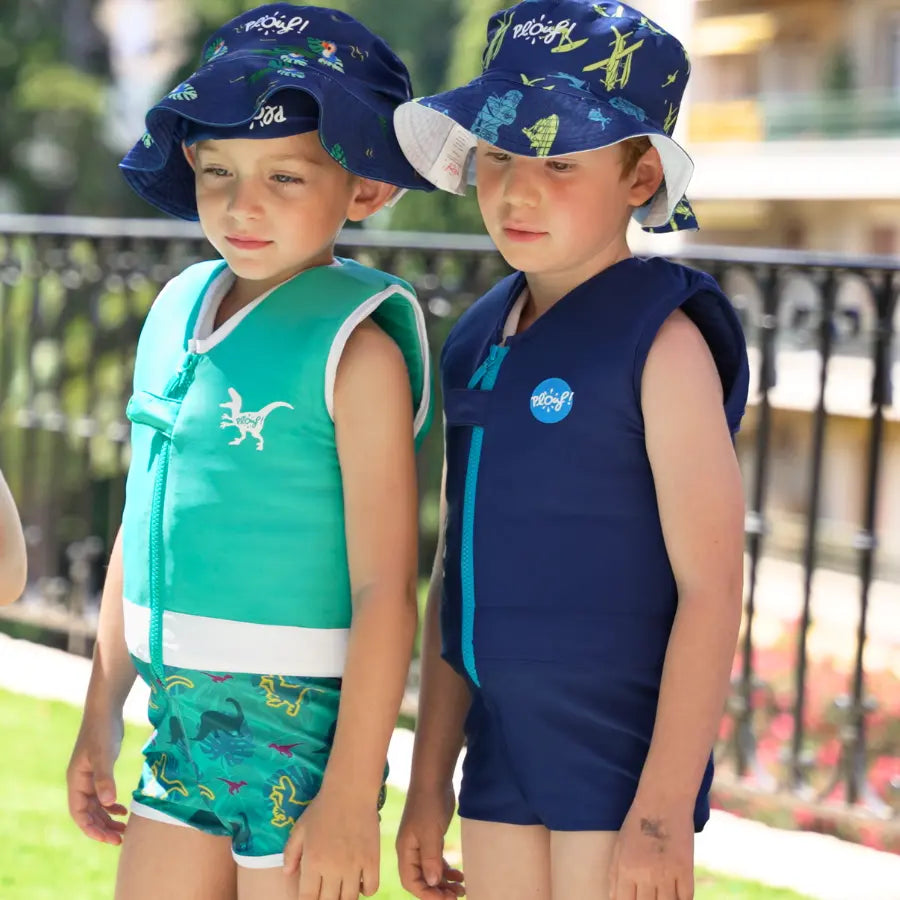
left=0, top=215, right=898, bottom=840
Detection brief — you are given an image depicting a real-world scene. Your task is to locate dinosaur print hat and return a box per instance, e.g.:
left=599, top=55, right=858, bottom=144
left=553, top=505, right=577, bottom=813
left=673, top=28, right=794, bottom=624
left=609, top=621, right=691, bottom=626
left=394, top=0, right=697, bottom=233
left=120, top=3, right=432, bottom=220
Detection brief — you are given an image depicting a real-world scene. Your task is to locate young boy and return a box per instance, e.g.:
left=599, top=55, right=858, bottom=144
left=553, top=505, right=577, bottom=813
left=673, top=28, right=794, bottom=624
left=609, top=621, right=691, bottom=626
left=393, top=2, right=749, bottom=899
left=0, top=468, right=26, bottom=605
left=66, top=5, right=433, bottom=898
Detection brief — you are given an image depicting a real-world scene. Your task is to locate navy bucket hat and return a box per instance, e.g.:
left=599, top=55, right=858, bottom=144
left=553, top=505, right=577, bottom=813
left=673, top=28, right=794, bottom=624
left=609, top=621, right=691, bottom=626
left=120, top=3, right=432, bottom=220
left=394, top=0, right=698, bottom=233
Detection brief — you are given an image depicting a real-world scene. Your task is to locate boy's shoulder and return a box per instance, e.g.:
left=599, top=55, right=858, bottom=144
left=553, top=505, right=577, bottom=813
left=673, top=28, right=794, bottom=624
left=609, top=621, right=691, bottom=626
left=329, top=256, right=416, bottom=299
left=144, top=260, right=226, bottom=324
left=620, top=256, right=723, bottom=299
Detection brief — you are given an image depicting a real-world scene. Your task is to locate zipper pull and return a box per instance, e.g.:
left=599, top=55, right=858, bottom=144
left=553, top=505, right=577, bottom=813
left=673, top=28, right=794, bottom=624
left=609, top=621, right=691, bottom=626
left=468, top=344, right=502, bottom=391
left=165, top=352, right=200, bottom=397
left=180, top=352, right=200, bottom=376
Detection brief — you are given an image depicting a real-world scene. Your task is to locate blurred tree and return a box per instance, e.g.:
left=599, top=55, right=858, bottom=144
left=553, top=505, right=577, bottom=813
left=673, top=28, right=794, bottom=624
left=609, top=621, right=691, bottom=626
left=0, top=0, right=144, bottom=215
left=0, top=0, right=510, bottom=223
left=824, top=45, right=855, bottom=94
left=444, top=0, right=506, bottom=88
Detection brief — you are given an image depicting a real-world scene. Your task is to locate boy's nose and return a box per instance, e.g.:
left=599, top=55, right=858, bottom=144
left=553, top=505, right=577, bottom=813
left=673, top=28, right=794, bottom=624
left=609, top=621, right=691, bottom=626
left=226, top=178, right=264, bottom=219
left=501, top=162, right=539, bottom=207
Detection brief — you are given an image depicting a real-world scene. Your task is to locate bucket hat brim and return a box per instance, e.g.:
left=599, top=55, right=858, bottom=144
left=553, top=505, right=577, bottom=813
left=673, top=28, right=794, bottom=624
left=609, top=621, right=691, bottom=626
left=121, top=49, right=432, bottom=220
left=395, top=73, right=698, bottom=233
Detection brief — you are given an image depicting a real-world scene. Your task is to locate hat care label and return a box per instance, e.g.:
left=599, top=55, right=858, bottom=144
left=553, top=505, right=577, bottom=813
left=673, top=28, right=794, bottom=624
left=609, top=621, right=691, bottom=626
left=242, top=13, right=310, bottom=37
left=438, top=123, right=474, bottom=185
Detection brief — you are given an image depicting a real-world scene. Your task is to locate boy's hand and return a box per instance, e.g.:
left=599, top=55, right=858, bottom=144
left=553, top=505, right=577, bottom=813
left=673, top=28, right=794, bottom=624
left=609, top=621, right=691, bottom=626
left=609, top=801, right=694, bottom=900
left=283, top=785, right=381, bottom=899
left=66, top=712, right=128, bottom=844
left=396, top=784, right=465, bottom=899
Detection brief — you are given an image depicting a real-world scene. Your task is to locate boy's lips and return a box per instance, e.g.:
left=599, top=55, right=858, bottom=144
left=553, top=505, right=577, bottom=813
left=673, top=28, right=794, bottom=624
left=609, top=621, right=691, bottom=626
left=502, top=226, right=548, bottom=243
left=226, top=235, right=272, bottom=250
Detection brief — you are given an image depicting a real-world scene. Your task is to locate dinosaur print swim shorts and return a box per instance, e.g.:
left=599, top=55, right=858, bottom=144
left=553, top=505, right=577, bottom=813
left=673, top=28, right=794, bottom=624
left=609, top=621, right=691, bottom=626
left=129, top=659, right=386, bottom=867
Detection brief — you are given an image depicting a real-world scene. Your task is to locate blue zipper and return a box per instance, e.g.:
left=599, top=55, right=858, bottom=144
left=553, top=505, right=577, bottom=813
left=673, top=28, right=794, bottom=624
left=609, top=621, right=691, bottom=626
left=148, top=352, right=199, bottom=682
left=460, top=343, right=509, bottom=686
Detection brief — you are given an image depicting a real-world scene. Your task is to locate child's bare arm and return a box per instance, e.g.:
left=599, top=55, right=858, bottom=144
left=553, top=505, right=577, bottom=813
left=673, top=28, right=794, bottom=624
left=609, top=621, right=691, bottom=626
left=611, top=310, right=744, bottom=899
left=397, top=460, right=468, bottom=898
left=67, top=527, right=137, bottom=843
left=284, top=318, right=420, bottom=898
left=81, top=528, right=138, bottom=714
left=0, top=469, right=26, bottom=605
left=639, top=309, right=744, bottom=806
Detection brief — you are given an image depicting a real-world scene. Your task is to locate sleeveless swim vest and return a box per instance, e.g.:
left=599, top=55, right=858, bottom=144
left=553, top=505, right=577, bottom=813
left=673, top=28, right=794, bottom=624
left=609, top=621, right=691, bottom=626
left=122, top=258, right=432, bottom=679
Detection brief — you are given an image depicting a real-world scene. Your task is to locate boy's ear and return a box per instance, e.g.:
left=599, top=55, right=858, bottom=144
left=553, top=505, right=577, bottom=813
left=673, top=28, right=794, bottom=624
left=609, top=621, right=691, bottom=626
left=346, top=177, right=399, bottom=222
left=628, top=146, right=665, bottom=208
left=182, top=142, right=198, bottom=171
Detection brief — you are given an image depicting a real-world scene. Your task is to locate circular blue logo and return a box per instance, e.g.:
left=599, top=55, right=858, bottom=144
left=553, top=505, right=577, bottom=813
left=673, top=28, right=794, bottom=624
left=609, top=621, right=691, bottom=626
left=530, top=378, right=574, bottom=424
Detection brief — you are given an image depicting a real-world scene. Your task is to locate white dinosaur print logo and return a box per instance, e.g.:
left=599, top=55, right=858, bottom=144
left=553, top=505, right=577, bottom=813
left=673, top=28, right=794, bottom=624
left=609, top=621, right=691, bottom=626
left=219, top=387, right=293, bottom=451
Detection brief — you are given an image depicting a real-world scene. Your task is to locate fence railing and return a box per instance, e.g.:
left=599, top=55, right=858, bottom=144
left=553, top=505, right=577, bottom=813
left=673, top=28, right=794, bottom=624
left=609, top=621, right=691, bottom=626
left=0, top=215, right=898, bottom=844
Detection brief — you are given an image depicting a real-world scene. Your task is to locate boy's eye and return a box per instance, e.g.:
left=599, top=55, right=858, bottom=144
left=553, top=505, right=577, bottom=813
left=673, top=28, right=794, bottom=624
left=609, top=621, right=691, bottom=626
left=272, top=173, right=305, bottom=185
left=548, top=160, right=574, bottom=173
left=485, top=150, right=511, bottom=163
left=201, top=166, right=229, bottom=177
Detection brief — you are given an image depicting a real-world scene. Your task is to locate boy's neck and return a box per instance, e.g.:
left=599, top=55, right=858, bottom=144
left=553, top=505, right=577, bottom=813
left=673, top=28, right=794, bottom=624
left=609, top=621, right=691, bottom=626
left=522, top=244, right=632, bottom=326
left=220, top=254, right=337, bottom=321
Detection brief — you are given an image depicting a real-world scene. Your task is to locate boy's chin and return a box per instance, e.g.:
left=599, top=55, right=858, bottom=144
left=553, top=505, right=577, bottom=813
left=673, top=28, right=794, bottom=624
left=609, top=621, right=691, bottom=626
left=221, top=255, right=274, bottom=278
left=492, top=237, right=552, bottom=271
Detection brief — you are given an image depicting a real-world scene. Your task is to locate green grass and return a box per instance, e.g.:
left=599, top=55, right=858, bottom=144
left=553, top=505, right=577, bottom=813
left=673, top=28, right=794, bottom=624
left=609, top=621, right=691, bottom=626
left=0, top=689, right=813, bottom=899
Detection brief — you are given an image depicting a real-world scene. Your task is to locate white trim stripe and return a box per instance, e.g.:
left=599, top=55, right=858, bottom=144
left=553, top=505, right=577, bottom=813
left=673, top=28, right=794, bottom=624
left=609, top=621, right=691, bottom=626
left=130, top=800, right=196, bottom=830
left=324, top=285, right=432, bottom=439
left=189, top=272, right=276, bottom=354
left=131, top=801, right=287, bottom=869
left=188, top=259, right=346, bottom=354
left=232, top=851, right=285, bottom=869
left=123, top=599, right=349, bottom=676
left=189, top=266, right=233, bottom=348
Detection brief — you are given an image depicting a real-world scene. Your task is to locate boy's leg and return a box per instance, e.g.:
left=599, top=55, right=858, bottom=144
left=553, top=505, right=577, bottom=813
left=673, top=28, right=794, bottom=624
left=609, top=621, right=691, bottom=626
left=114, top=814, right=237, bottom=900
left=461, top=818, right=552, bottom=900
left=549, top=830, right=617, bottom=900
left=236, top=866, right=298, bottom=900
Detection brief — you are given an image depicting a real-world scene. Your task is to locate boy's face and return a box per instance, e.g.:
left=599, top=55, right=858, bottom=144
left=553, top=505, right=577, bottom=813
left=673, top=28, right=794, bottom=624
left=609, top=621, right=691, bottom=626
left=184, top=132, right=393, bottom=292
left=474, top=141, right=663, bottom=293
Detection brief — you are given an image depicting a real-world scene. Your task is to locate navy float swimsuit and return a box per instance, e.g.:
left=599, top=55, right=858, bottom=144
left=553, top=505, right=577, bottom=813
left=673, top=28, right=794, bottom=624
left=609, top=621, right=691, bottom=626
left=441, top=256, right=750, bottom=831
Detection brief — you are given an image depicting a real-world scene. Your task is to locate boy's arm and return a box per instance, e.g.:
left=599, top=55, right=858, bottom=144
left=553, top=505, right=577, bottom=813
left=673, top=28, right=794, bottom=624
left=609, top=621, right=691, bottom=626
left=284, top=319, right=420, bottom=897
left=323, top=318, right=420, bottom=803
left=637, top=309, right=744, bottom=809
left=82, top=528, right=138, bottom=716
left=67, top=527, right=137, bottom=843
left=0, top=469, right=26, bottom=605
left=397, top=458, right=470, bottom=898
left=611, top=309, right=744, bottom=899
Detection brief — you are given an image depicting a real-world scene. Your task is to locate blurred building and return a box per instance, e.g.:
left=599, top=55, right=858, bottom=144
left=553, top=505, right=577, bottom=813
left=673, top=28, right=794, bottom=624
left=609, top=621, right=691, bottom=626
left=97, top=0, right=191, bottom=151
left=633, top=2, right=900, bottom=579
left=685, top=0, right=900, bottom=253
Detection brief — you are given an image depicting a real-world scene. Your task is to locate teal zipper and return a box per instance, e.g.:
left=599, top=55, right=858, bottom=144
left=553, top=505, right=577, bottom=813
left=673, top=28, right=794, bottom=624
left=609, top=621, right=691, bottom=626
left=148, top=352, right=199, bottom=682
left=461, top=343, right=509, bottom=686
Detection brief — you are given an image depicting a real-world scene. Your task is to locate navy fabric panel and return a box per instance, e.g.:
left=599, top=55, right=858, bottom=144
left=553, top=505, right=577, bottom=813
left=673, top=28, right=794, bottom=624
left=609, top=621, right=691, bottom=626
left=443, top=389, right=493, bottom=428
left=438, top=256, right=747, bottom=830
